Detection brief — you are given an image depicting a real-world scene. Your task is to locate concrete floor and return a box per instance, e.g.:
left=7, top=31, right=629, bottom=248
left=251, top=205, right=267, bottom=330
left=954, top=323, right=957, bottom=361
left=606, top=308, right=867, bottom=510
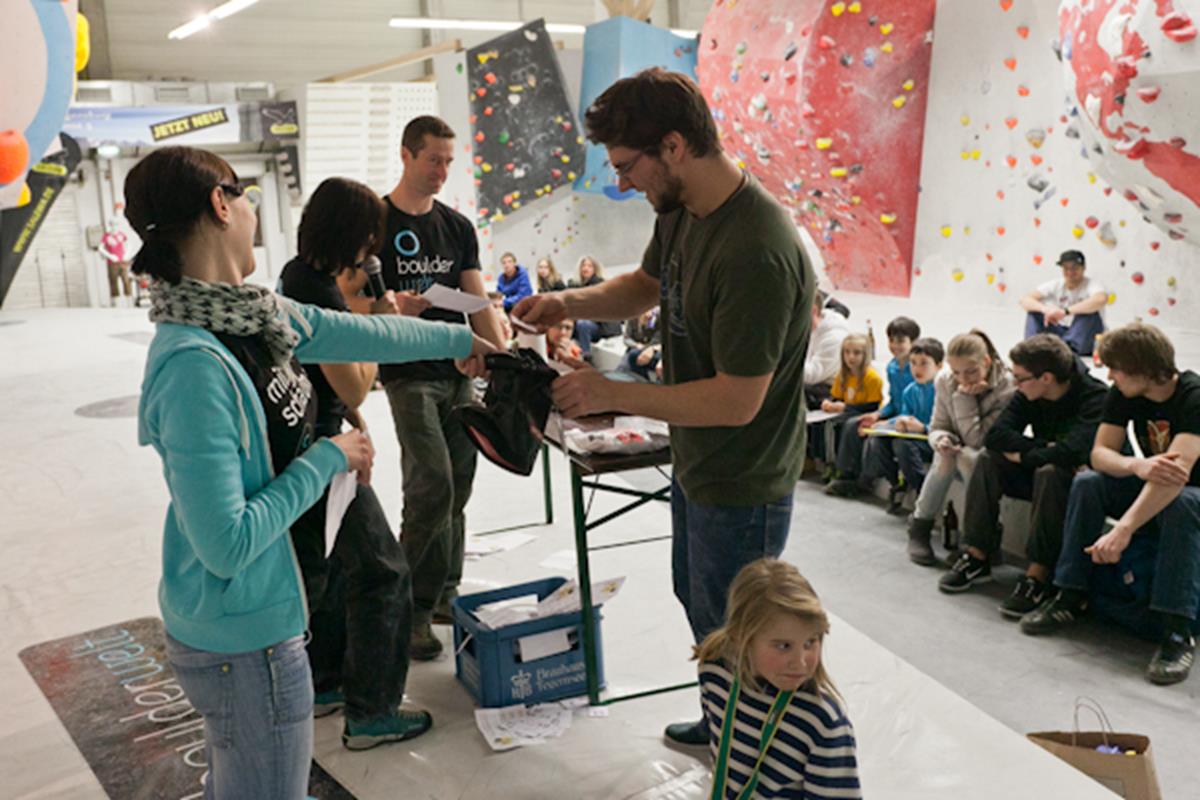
left=0, top=305, right=1195, bottom=799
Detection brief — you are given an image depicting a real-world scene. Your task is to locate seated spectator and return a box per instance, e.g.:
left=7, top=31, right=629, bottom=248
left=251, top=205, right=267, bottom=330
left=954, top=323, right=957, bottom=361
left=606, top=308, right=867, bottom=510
left=1020, top=249, right=1107, bottom=355
left=487, top=290, right=514, bottom=345
left=496, top=251, right=533, bottom=312
left=546, top=318, right=583, bottom=362
left=535, top=256, right=566, bottom=293
left=939, top=334, right=1108, bottom=618
left=829, top=316, right=918, bottom=487
left=618, top=307, right=661, bottom=381
left=803, top=290, right=852, bottom=408
left=906, top=330, right=1015, bottom=565
left=810, top=334, right=882, bottom=463
left=1021, top=323, right=1200, bottom=685
left=827, top=337, right=943, bottom=513
left=569, top=255, right=621, bottom=355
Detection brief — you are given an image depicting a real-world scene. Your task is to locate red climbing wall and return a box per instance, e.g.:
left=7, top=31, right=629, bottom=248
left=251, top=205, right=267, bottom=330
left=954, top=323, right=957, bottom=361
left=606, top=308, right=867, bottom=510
left=697, top=0, right=936, bottom=296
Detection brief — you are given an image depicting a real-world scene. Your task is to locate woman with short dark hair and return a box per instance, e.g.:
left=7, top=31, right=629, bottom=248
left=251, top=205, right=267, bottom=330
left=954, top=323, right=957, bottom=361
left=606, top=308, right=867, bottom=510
left=128, top=146, right=492, bottom=796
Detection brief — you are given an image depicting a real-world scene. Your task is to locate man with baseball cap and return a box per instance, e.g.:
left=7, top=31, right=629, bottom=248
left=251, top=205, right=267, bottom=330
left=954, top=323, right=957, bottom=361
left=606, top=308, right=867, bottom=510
left=1019, top=249, right=1107, bottom=355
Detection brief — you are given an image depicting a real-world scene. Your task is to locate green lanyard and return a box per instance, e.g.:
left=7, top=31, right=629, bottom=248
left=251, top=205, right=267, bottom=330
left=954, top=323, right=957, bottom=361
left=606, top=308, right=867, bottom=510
left=711, top=677, right=794, bottom=800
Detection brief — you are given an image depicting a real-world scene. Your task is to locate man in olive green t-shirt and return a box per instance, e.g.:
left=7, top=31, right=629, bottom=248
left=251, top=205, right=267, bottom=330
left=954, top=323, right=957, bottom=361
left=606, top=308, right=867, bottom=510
left=514, top=68, right=815, bottom=746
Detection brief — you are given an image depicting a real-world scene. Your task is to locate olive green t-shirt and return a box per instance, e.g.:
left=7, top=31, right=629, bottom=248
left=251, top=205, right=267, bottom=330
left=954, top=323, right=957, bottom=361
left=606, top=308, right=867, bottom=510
left=641, top=174, right=815, bottom=506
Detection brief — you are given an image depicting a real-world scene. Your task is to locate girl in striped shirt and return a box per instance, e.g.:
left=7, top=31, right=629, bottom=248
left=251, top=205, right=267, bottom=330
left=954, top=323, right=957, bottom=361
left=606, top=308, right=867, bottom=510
left=696, top=559, right=861, bottom=799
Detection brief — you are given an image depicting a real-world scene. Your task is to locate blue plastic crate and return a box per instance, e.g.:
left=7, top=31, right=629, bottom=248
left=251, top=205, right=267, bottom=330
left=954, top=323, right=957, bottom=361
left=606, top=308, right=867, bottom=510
left=452, top=577, right=605, bottom=707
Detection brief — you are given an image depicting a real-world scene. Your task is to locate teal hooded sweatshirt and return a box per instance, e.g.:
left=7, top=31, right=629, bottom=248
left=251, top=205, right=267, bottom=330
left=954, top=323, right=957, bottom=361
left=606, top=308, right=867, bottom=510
left=138, top=298, right=473, bottom=653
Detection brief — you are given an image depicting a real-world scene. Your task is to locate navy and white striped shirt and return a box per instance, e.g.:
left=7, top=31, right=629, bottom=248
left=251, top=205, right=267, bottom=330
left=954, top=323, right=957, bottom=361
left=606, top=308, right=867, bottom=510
left=700, top=662, right=861, bottom=799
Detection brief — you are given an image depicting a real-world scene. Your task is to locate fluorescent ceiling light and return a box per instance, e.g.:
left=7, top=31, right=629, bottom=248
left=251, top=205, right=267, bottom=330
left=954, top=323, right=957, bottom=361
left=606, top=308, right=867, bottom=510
left=168, top=0, right=261, bottom=40
left=388, top=17, right=697, bottom=37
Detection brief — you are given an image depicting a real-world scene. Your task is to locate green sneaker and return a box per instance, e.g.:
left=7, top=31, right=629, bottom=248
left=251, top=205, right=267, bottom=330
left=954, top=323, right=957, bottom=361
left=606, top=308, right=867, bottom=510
left=313, top=689, right=345, bottom=718
left=342, top=709, right=434, bottom=751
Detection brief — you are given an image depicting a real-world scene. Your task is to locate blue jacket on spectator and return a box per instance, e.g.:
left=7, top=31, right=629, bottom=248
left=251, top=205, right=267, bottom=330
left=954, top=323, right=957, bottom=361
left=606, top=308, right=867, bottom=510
left=878, top=358, right=915, bottom=418
left=897, top=380, right=937, bottom=426
left=497, top=265, right=533, bottom=312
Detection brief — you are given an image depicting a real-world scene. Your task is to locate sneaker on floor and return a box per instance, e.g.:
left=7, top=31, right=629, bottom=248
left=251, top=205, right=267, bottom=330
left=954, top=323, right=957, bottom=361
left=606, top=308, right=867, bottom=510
left=313, top=689, right=345, bottom=718
left=1147, top=633, right=1195, bottom=686
left=824, top=478, right=860, bottom=498
left=343, top=709, right=434, bottom=750
left=938, top=551, right=992, bottom=593
left=1020, top=591, right=1087, bottom=636
left=663, top=718, right=709, bottom=747
left=410, top=623, right=444, bottom=661
left=1000, top=575, right=1048, bottom=619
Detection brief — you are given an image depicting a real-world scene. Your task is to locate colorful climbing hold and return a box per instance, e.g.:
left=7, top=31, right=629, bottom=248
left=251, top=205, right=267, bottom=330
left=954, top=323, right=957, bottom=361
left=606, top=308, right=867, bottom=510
left=1004, top=57, right=1017, bottom=71
left=880, top=23, right=895, bottom=35
left=880, top=42, right=894, bottom=53
left=1132, top=272, right=1145, bottom=284
left=902, top=79, right=915, bottom=91
left=880, top=212, right=897, bottom=224
left=815, top=137, right=833, bottom=150
left=1017, top=25, right=1030, bottom=39
left=892, top=95, right=907, bottom=109
left=831, top=2, right=846, bottom=16
left=1072, top=226, right=1084, bottom=239
left=941, top=225, right=953, bottom=238
left=952, top=268, right=965, bottom=282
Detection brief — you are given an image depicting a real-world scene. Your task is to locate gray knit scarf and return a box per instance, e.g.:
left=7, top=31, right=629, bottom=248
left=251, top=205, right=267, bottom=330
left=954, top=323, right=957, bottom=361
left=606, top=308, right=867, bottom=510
left=149, top=277, right=300, bottom=368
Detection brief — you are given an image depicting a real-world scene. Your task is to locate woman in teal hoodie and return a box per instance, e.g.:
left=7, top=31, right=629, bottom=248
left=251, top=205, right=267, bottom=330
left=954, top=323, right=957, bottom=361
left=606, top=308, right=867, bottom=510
left=127, top=146, right=493, bottom=799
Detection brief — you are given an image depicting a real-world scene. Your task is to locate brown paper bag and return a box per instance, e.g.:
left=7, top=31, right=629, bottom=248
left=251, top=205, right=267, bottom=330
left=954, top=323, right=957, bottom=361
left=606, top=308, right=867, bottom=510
left=1027, top=698, right=1162, bottom=800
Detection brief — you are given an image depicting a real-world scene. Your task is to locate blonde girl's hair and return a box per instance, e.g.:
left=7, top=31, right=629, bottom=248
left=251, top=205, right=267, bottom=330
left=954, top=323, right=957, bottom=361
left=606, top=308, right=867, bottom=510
left=578, top=255, right=604, bottom=281
left=536, top=256, right=562, bottom=291
left=837, top=333, right=870, bottom=391
left=947, top=328, right=1003, bottom=370
left=694, top=558, right=840, bottom=700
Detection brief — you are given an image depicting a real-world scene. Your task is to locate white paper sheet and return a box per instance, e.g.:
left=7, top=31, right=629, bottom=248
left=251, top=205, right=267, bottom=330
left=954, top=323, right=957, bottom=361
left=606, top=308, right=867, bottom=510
left=324, top=471, right=358, bottom=557
left=472, top=593, right=540, bottom=629
left=474, top=703, right=573, bottom=751
left=464, top=531, right=537, bottom=560
left=538, top=549, right=578, bottom=572
left=517, top=627, right=572, bottom=662
left=422, top=283, right=490, bottom=314
left=613, top=415, right=670, bottom=437
left=805, top=409, right=842, bottom=423
left=537, top=576, right=626, bottom=617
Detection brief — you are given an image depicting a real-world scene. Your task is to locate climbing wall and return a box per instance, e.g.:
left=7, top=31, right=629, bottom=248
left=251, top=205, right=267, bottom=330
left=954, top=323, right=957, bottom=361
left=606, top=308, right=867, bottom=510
left=911, top=0, right=1200, bottom=328
left=697, top=0, right=937, bottom=296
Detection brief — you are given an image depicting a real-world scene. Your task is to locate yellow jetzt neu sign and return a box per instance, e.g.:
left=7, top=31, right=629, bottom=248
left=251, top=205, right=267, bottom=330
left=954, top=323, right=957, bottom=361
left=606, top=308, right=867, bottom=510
left=149, top=108, right=230, bottom=142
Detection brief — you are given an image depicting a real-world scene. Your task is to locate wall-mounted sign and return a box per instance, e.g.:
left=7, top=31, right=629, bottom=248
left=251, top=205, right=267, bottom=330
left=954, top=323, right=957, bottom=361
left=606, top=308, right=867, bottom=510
left=149, top=107, right=230, bottom=142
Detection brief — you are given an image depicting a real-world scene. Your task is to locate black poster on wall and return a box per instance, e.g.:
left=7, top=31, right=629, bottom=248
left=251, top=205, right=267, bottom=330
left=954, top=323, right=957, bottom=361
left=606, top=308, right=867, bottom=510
left=0, top=133, right=82, bottom=308
left=467, top=19, right=585, bottom=228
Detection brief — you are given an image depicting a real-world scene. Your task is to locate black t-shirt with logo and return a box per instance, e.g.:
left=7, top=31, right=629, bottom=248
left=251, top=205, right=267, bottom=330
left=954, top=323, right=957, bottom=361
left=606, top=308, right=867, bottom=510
left=376, top=197, right=479, bottom=382
left=1102, top=369, right=1200, bottom=486
left=278, top=257, right=349, bottom=438
left=216, top=333, right=317, bottom=477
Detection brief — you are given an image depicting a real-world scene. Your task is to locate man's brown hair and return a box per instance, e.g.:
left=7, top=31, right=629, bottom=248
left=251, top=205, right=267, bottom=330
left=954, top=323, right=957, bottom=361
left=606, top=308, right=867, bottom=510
left=584, top=68, right=720, bottom=158
left=1097, top=323, right=1177, bottom=383
left=1009, top=334, right=1075, bottom=382
left=402, top=115, right=456, bottom=156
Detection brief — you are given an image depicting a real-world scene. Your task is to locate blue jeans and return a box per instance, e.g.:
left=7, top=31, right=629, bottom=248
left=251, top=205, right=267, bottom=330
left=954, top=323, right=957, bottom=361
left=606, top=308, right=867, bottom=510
left=1055, top=471, right=1200, bottom=620
left=165, top=633, right=313, bottom=800
left=1024, top=311, right=1104, bottom=356
left=862, top=436, right=933, bottom=492
left=670, top=478, right=793, bottom=643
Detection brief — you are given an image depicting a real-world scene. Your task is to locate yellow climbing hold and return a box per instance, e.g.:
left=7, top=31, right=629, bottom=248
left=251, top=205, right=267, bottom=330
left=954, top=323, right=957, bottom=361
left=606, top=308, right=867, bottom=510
left=830, top=166, right=848, bottom=178
left=881, top=42, right=894, bottom=53
left=1088, top=172, right=1097, bottom=184
left=902, top=79, right=915, bottom=91
left=964, top=226, right=972, bottom=235
left=941, top=225, right=953, bottom=238
left=848, top=1, right=862, bottom=11
left=987, top=273, right=996, bottom=285
left=971, top=149, right=981, bottom=160
left=960, top=150, right=971, bottom=160
left=851, top=195, right=862, bottom=205
left=1168, top=276, right=1177, bottom=287
left=1107, top=292, right=1117, bottom=305
left=481, top=163, right=493, bottom=173
left=831, top=2, right=846, bottom=15
left=960, top=114, right=971, bottom=126
left=880, top=212, right=897, bottom=224
left=1072, top=226, right=1084, bottom=239
left=952, top=268, right=965, bottom=282
left=815, top=137, right=833, bottom=150
left=567, top=171, right=576, bottom=181
left=892, top=95, right=907, bottom=109
left=881, top=23, right=895, bottom=35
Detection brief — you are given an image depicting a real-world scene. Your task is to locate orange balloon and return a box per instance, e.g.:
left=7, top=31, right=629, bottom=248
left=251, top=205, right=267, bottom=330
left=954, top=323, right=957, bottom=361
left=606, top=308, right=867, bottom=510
left=0, top=129, right=31, bottom=185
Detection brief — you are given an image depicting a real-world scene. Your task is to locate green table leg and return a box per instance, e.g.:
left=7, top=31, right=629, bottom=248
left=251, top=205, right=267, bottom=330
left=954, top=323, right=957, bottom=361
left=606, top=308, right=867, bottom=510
left=541, top=443, right=553, bottom=525
left=571, top=468, right=600, bottom=704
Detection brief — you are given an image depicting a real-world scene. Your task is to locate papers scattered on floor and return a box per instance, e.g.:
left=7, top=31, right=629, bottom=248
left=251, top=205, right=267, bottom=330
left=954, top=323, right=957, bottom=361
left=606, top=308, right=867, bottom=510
left=538, top=549, right=578, bottom=571
left=464, top=531, right=537, bottom=560
left=475, top=702, right=573, bottom=751
left=537, top=577, right=626, bottom=616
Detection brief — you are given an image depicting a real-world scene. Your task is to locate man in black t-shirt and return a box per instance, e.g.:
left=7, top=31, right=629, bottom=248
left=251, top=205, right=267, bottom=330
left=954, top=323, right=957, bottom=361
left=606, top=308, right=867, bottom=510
left=1022, top=324, right=1200, bottom=686
left=377, top=116, right=506, bottom=660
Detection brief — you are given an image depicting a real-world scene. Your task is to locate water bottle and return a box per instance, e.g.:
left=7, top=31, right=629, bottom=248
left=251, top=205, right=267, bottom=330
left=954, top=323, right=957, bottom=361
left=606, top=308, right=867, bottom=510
left=942, top=501, right=959, bottom=550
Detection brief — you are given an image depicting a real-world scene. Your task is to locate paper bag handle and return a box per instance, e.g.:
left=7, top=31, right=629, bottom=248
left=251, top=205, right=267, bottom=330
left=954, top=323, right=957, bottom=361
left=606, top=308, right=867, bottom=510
left=1072, top=695, right=1114, bottom=747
